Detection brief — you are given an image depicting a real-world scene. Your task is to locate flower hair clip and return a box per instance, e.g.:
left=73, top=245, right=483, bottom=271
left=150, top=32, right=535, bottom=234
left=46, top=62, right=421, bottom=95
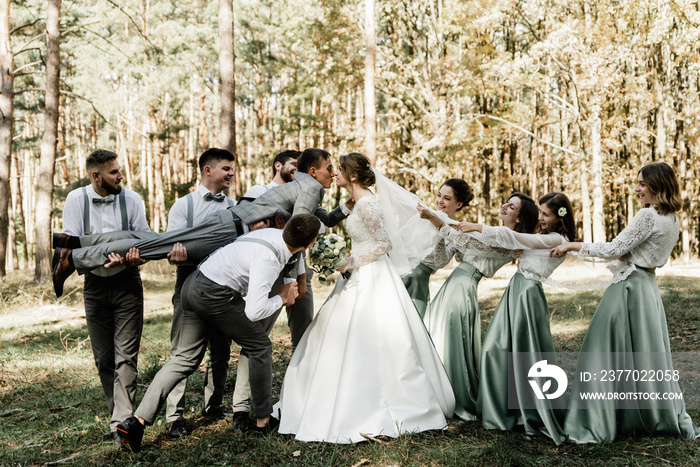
left=558, top=207, right=567, bottom=217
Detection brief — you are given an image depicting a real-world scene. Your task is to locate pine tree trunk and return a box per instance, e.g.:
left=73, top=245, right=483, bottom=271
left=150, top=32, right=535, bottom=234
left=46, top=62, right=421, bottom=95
left=364, top=0, right=377, bottom=163
left=35, top=0, right=61, bottom=282
left=0, top=0, right=13, bottom=279
left=589, top=102, right=605, bottom=242
left=218, top=0, right=237, bottom=194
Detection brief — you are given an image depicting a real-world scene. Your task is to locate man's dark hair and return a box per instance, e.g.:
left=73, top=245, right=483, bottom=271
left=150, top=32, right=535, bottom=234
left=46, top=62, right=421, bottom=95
left=297, top=148, right=330, bottom=174
left=86, top=149, right=118, bottom=172
left=272, top=150, right=301, bottom=176
left=283, top=214, right=321, bottom=248
left=199, top=148, right=235, bottom=173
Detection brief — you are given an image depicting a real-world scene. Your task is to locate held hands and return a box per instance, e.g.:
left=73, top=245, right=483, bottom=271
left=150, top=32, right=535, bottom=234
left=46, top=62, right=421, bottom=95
left=455, top=222, right=478, bottom=233
left=550, top=242, right=578, bottom=258
left=279, top=281, right=299, bottom=306
left=104, top=248, right=147, bottom=268
left=167, top=242, right=188, bottom=265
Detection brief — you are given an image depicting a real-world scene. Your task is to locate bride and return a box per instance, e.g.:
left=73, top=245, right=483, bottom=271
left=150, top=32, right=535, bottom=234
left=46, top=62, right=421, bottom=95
left=276, top=152, right=455, bottom=443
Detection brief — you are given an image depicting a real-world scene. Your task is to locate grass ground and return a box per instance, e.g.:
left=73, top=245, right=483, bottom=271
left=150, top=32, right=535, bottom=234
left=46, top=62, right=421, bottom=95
left=1, top=261, right=699, bottom=466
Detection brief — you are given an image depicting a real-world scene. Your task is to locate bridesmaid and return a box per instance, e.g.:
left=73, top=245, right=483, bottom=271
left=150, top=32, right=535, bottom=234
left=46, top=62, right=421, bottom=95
left=551, top=162, right=699, bottom=443
left=402, top=179, right=473, bottom=317
left=418, top=193, right=538, bottom=421
left=455, top=192, right=575, bottom=444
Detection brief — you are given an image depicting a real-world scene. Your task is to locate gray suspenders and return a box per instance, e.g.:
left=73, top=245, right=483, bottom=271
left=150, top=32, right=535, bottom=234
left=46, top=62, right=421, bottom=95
left=81, top=187, right=128, bottom=234
left=185, top=192, right=235, bottom=228
left=235, top=237, right=281, bottom=262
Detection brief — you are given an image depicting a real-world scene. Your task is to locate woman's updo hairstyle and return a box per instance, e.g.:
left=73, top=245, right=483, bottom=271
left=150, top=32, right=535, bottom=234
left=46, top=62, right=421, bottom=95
left=339, top=152, right=375, bottom=189
left=441, top=178, right=474, bottom=210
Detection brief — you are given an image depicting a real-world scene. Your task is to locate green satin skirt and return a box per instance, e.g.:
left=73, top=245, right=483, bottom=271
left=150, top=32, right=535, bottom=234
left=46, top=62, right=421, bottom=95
left=402, top=263, right=433, bottom=318
left=424, top=262, right=483, bottom=421
left=477, top=271, right=566, bottom=444
left=563, top=267, right=699, bottom=443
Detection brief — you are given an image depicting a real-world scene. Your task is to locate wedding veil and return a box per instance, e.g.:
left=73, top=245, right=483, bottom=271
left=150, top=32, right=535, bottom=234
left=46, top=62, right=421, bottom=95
left=371, top=168, right=453, bottom=276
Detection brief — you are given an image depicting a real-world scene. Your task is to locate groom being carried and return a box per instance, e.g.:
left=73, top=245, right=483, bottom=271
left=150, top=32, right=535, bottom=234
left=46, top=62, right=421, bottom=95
left=53, top=148, right=347, bottom=296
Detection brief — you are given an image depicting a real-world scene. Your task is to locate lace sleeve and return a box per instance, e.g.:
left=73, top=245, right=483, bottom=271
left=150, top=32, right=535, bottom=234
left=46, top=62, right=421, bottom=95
left=580, top=208, right=655, bottom=259
left=480, top=225, right=566, bottom=249
left=346, top=198, right=392, bottom=269
left=425, top=238, right=456, bottom=270
left=438, top=225, right=511, bottom=253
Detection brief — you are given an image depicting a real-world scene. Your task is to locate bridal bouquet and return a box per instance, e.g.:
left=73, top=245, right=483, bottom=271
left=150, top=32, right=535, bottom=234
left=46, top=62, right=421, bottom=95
left=310, top=232, right=350, bottom=282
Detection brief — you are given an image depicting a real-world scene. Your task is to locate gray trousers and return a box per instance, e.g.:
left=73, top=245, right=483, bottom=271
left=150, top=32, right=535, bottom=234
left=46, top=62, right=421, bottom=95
left=73, top=210, right=241, bottom=274
left=165, top=266, right=231, bottom=422
left=83, top=267, right=143, bottom=431
left=135, top=272, right=272, bottom=423
left=232, top=262, right=314, bottom=413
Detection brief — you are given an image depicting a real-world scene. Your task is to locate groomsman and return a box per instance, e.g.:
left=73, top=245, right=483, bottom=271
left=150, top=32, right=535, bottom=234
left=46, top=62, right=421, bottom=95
left=163, top=148, right=237, bottom=437
left=58, top=149, right=150, bottom=442
left=53, top=148, right=347, bottom=292
left=117, top=215, right=322, bottom=453
left=230, top=150, right=353, bottom=433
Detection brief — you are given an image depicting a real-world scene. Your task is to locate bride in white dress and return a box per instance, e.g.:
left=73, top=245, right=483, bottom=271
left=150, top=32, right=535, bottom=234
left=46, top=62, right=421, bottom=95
left=276, top=153, right=455, bottom=443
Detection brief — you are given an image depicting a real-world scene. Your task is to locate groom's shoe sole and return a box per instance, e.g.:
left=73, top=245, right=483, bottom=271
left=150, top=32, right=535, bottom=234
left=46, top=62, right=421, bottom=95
left=52, top=247, right=74, bottom=298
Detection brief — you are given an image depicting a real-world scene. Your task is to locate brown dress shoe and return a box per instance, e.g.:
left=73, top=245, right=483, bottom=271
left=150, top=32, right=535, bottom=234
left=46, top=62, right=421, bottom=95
left=52, top=247, right=75, bottom=297
left=53, top=232, right=80, bottom=249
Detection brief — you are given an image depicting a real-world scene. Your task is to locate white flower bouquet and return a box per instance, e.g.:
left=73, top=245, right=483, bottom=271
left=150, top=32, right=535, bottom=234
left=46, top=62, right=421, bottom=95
left=310, top=232, right=350, bottom=282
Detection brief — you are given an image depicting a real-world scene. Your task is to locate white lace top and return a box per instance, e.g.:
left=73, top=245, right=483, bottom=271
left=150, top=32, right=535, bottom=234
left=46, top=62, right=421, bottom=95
left=438, top=226, right=513, bottom=277
left=579, top=207, right=679, bottom=268
left=421, top=238, right=457, bottom=272
left=346, top=196, right=392, bottom=269
left=480, top=226, right=568, bottom=279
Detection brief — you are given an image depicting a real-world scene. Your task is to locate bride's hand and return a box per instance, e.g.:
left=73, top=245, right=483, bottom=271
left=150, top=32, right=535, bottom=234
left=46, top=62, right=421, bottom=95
left=337, top=264, right=350, bottom=273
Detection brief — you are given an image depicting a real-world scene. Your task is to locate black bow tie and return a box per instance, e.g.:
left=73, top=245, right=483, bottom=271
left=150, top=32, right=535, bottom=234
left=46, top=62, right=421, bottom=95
left=92, top=197, right=114, bottom=204
left=205, top=192, right=226, bottom=202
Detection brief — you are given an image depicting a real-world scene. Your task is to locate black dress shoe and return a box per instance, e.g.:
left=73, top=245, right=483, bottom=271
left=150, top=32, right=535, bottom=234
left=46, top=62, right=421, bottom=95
left=168, top=419, right=188, bottom=438
left=52, top=247, right=75, bottom=298
left=116, top=416, right=144, bottom=453
left=53, top=232, right=80, bottom=249
left=250, top=415, right=280, bottom=435
left=232, top=411, right=253, bottom=433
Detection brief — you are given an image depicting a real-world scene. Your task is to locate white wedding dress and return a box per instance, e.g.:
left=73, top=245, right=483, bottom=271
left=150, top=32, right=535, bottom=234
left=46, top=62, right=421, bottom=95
left=276, top=195, right=455, bottom=443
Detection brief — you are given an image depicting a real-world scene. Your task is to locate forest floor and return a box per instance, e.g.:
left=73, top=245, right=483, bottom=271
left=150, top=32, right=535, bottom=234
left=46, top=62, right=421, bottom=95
left=1, top=259, right=700, bottom=466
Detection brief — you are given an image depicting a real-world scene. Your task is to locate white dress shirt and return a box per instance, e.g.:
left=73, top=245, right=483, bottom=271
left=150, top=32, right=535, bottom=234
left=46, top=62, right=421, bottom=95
left=63, top=185, right=150, bottom=277
left=243, top=181, right=280, bottom=199
left=198, top=228, right=293, bottom=321
left=167, top=185, right=237, bottom=232
left=241, top=180, right=308, bottom=276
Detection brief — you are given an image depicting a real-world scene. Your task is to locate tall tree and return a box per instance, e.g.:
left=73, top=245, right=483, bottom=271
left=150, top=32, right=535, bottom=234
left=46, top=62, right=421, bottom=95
left=218, top=0, right=237, bottom=191
left=0, top=0, right=12, bottom=279
left=364, top=0, right=376, bottom=163
left=35, top=0, right=61, bottom=282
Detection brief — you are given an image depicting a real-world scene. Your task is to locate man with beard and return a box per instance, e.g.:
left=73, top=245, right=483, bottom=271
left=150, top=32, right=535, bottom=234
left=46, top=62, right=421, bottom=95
left=59, top=149, right=150, bottom=443
left=239, top=150, right=299, bottom=201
